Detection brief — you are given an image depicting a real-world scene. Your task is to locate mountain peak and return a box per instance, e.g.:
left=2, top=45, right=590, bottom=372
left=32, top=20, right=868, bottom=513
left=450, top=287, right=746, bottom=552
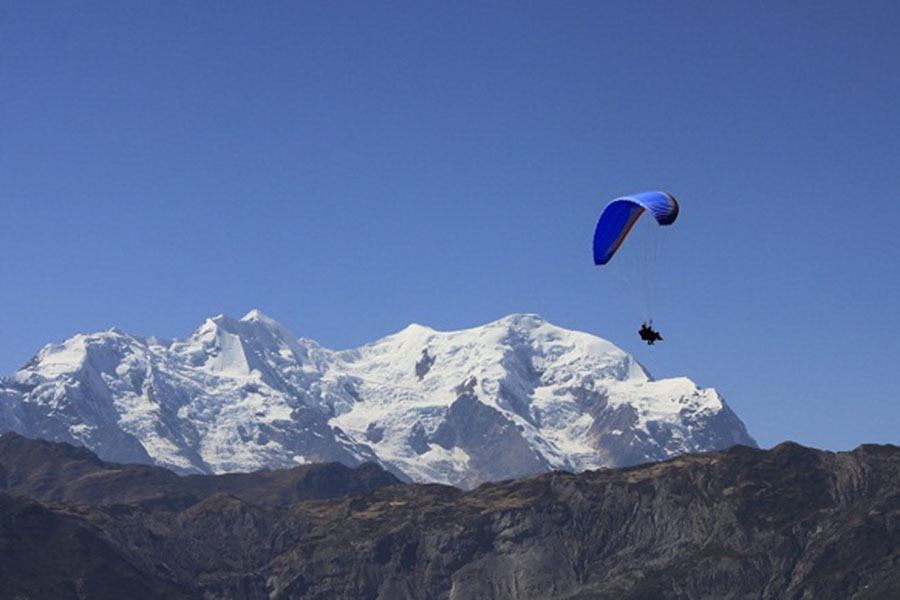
left=396, top=322, right=435, bottom=337
left=198, top=311, right=293, bottom=341
left=203, top=314, right=237, bottom=330
left=241, top=309, right=276, bottom=324
left=495, top=312, right=546, bottom=325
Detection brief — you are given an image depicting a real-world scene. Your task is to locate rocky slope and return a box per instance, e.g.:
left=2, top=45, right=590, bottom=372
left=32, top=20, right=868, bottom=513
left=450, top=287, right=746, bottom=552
left=0, top=435, right=898, bottom=600
left=0, top=311, right=755, bottom=487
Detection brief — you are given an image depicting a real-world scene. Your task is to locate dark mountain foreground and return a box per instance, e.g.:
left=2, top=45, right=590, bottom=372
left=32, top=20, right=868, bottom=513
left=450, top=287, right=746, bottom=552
left=0, top=433, right=898, bottom=600
left=0, top=432, right=401, bottom=510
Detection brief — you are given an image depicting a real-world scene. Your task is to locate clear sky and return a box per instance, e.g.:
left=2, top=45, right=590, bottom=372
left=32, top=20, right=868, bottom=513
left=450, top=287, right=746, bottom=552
left=2, top=1, right=898, bottom=451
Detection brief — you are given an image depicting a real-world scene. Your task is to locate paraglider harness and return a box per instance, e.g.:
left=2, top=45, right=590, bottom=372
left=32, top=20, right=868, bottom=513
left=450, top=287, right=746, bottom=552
left=638, top=322, right=662, bottom=345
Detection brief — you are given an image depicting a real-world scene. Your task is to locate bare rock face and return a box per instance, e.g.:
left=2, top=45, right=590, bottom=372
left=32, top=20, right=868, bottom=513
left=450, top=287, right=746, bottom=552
left=1, top=435, right=898, bottom=599
left=430, top=389, right=551, bottom=488
left=1, top=312, right=754, bottom=487
left=0, top=493, right=197, bottom=600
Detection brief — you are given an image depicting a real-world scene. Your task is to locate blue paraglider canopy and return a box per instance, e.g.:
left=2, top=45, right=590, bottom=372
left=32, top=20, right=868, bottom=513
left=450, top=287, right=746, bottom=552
left=592, top=191, right=678, bottom=265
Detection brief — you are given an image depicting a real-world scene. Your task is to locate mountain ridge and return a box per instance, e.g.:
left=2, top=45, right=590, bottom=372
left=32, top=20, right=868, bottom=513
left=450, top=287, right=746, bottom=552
left=0, top=431, right=401, bottom=510
left=0, top=434, right=897, bottom=600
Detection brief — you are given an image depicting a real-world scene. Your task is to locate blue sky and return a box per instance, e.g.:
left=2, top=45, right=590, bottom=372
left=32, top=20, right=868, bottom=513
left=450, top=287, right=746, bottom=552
left=2, top=1, right=898, bottom=450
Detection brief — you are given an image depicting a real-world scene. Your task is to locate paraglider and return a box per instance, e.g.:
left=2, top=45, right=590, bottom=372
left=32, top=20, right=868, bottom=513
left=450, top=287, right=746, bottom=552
left=593, top=191, right=679, bottom=345
left=592, top=191, right=678, bottom=266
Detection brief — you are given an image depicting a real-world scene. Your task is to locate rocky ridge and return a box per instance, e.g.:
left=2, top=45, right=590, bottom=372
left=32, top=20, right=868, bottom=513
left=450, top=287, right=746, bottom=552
left=0, top=434, right=898, bottom=600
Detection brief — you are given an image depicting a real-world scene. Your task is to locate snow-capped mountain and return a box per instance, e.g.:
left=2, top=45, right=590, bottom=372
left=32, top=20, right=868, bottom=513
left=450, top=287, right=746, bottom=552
left=0, top=311, right=755, bottom=488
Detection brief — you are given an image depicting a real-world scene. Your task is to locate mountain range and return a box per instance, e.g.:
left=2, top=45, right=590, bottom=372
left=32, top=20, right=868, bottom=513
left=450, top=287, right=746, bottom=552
left=1, top=433, right=897, bottom=600
left=0, top=311, right=755, bottom=487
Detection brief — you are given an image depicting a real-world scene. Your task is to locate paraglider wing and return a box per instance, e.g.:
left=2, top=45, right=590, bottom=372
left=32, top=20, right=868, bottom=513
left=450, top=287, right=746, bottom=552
left=592, top=191, right=679, bottom=265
